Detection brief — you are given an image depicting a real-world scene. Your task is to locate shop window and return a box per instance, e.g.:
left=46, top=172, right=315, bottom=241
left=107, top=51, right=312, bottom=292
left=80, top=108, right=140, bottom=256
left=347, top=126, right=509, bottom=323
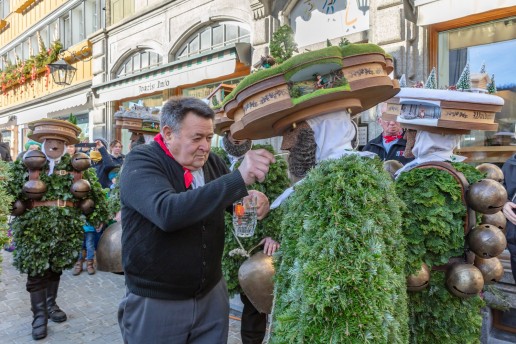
left=438, top=17, right=516, bottom=148
left=174, top=22, right=250, bottom=60
left=115, top=49, right=163, bottom=79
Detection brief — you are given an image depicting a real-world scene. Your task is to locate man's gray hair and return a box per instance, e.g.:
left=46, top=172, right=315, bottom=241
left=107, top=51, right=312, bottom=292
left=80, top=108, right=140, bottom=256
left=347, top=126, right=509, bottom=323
left=160, top=97, right=215, bottom=134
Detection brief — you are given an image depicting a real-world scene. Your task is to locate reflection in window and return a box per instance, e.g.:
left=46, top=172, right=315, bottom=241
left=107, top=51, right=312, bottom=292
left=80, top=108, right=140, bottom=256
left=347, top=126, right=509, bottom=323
left=115, top=50, right=163, bottom=78
left=438, top=17, right=516, bottom=147
left=175, top=22, right=250, bottom=60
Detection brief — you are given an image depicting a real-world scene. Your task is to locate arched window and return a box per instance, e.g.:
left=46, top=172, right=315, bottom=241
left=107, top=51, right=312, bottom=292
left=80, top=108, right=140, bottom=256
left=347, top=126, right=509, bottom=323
left=175, top=22, right=250, bottom=60
left=115, top=50, right=163, bottom=78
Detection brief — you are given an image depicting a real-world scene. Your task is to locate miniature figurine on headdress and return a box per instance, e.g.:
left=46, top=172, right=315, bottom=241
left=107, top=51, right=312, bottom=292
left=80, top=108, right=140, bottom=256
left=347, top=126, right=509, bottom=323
left=7, top=118, right=109, bottom=340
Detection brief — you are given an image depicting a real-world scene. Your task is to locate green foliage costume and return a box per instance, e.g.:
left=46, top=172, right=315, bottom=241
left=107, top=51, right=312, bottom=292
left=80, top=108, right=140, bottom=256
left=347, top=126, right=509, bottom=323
left=214, top=144, right=290, bottom=296
left=7, top=154, right=110, bottom=276
left=271, top=155, right=408, bottom=344
left=0, top=161, right=14, bottom=276
left=395, top=162, right=485, bottom=344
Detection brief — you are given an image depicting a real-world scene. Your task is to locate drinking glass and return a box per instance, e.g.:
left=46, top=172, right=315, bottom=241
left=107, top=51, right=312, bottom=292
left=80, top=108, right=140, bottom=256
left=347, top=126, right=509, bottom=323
left=233, top=196, right=257, bottom=237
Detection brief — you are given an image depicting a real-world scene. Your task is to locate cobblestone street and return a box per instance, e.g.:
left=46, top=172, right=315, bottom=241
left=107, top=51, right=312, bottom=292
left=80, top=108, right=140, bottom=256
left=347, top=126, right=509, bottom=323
left=0, top=251, right=243, bottom=343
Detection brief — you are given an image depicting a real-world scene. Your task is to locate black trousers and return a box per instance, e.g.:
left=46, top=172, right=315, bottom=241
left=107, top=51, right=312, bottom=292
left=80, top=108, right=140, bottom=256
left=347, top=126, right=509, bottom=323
left=240, top=293, right=267, bottom=344
left=508, top=242, right=516, bottom=283
left=26, top=269, right=62, bottom=293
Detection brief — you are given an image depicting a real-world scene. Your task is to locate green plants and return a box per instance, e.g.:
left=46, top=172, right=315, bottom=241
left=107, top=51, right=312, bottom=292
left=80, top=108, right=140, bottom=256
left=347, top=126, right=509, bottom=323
left=0, top=161, right=13, bottom=277
left=271, top=155, right=408, bottom=343
left=395, top=163, right=485, bottom=343
left=269, top=25, right=298, bottom=64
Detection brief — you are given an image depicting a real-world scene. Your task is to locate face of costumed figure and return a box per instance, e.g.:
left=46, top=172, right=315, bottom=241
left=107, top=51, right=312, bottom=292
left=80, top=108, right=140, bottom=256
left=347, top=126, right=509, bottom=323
left=163, top=111, right=214, bottom=171
left=43, top=139, right=66, bottom=159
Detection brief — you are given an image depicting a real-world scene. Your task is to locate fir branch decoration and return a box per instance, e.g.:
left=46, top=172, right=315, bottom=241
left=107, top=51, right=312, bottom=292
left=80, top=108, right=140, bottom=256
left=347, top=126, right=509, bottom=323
left=270, top=25, right=298, bottom=64
left=396, top=163, right=484, bottom=343
left=408, top=272, right=484, bottom=344
left=270, top=155, right=408, bottom=344
left=8, top=155, right=110, bottom=276
left=0, top=161, right=14, bottom=277
left=216, top=144, right=291, bottom=296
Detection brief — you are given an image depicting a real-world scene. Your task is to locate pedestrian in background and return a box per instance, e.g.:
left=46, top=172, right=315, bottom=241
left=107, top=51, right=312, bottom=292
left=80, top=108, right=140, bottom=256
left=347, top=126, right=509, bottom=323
left=0, top=132, right=12, bottom=162
left=118, top=96, right=274, bottom=343
left=362, top=103, right=414, bottom=164
left=109, top=139, right=125, bottom=166
left=16, top=140, right=41, bottom=161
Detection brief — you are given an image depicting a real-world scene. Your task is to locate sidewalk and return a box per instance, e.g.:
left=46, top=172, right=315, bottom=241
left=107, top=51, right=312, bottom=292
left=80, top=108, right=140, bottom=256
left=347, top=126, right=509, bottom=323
left=0, top=251, right=243, bottom=343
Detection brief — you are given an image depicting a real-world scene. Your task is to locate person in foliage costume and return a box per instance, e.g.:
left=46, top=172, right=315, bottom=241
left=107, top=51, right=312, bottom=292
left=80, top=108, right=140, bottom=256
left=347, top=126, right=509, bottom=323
left=218, top=42, right=408, bottom=343
left=213, top=133, right=290, bottom=344
left=268, top=112, right=408, bottom=343
left=7, top=119, right=110, bottom=340
left=387, top=77, right=506, bottom=343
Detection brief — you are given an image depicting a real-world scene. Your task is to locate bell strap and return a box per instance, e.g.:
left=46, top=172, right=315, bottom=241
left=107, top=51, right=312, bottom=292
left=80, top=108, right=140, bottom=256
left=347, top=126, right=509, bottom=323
left=29, top=200, right=76, bottom=208
left=54, top=170, right=84, bottom=182
left=28, top=170, right=41, bottom=181
left=414, top=161, right=476, bottom=271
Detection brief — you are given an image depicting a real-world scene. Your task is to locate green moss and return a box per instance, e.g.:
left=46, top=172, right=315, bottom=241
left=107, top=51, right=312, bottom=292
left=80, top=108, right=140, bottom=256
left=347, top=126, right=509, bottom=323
left=271, top=155, right=408, bottom=344
left=291, top=84, right=351, bottom=106
left=341, top=43, right=387, bottom=58
left=222, top=43, right=388, bottom=107
left=221, top=65, right=284, bottom=107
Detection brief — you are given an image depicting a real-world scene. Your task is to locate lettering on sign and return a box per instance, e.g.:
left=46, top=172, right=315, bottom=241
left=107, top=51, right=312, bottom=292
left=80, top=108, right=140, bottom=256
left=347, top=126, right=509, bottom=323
left=243, top=87, right=290, bottom=114
left=441, top=109, right=495, bottom=123
left=138, top=80, right=170, bottom=94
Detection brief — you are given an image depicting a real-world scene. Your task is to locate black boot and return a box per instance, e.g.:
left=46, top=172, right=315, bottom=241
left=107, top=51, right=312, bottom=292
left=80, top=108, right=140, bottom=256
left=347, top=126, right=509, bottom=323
left=46, top=280, right=67, bottom=323
left=29, top=289, right=48, bottom=340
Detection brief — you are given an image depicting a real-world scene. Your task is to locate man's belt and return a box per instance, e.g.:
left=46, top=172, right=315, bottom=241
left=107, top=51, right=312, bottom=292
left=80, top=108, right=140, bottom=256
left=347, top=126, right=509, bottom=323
left=30, top=200, right=76, bottom=208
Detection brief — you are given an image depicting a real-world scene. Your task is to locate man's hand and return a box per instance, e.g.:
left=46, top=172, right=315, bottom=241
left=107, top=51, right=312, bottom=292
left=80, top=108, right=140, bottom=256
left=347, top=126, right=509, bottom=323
left=247, top=190, right=269, bottom=220
left=238, top=149, right=275, bottom=185
left=96, top=223, right=105, bottom=233
left=503, top=201, right=516, bottom=225
left=95, top=140, right=104, bottom=150
left=260, top=237, right=280, bottom=256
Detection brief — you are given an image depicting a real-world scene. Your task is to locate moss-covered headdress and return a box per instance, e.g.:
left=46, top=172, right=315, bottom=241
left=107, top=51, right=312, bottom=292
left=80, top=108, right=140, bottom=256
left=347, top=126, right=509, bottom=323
left=220, top=43, right=399, bottom=139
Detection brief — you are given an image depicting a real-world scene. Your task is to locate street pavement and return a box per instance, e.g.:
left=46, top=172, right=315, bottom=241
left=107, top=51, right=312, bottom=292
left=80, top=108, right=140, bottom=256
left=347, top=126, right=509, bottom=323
left=0, top=251, right=243, bottom=344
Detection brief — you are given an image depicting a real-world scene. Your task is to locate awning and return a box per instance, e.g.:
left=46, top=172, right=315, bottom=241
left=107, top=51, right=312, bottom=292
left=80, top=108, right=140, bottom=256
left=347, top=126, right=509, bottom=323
left=14, top=93, right=89, bottom=125
left=93, top=50, right=238, bottom=104
left=415, top=0, right=516, bottom=26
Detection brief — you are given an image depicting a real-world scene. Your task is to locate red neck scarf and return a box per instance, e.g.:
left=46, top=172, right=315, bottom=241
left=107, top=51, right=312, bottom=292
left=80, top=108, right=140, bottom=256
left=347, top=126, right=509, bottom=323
left=154, top=134, right=193, bottom=189
left=383, top=133, right=403, bottom=144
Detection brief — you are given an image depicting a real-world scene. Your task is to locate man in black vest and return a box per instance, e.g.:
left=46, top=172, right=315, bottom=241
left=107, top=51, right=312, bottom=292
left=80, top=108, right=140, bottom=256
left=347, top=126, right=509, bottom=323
left=118, top=97, right=274, bottom=343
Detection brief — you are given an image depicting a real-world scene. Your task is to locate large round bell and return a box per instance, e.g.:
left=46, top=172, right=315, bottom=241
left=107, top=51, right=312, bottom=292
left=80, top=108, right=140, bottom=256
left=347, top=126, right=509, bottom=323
left=476, top=163, right=504, bottom=183
left=238, top=252, right=275, bottom=314
left=71, top=152, right=92, bottom=171
left=70, top=179, right=91, bottom=199
left=474, top=256, right=504, bottom=285
left=96, top=222, right=123, bottom=273
left=79, top=198, right=95, bottom=215
left=467, top=224, right=507, bottom=259
left=445, top=264, right=484, bottom=298
left=407, top=263, right=430, bottom=292
left=466, top=179, right=507, bottom=214
left=481, top=211, right=507, bottom=234
left=11, top=200, right=26, bottom=216
left=22, top=150, right=47, bottom=170
left=22, top=180, right=47, bottom=200
left=383, top=160, right=403, bottom=179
